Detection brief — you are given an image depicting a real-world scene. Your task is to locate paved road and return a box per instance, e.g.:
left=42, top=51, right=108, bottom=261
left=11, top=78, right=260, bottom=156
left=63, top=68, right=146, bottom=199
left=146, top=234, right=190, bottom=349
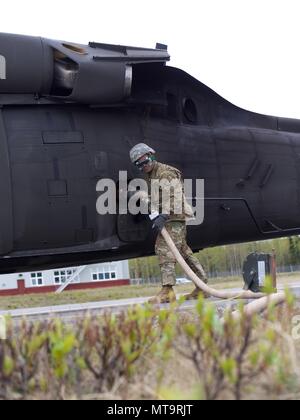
left=1, top=283, right=300, bottom=323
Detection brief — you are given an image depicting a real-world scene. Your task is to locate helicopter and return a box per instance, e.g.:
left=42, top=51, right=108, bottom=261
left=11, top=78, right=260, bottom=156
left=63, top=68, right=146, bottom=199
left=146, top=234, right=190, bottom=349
left=1, top=32, right=300, bottom=275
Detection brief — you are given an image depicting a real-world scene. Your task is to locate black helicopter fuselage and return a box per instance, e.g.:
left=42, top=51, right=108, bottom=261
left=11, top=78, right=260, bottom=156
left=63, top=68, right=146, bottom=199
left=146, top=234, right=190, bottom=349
left=1, top=33, right=300, bottom=274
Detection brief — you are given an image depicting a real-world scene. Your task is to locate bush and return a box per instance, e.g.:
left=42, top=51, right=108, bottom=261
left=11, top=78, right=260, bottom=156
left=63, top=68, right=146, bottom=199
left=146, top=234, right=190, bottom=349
left=0, top=296, right=298, bottom=400
left=175, top=297, right=295, bottom=400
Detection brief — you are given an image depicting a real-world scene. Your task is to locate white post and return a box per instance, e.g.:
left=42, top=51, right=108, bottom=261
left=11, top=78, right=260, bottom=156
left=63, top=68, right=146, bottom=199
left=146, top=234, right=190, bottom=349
left=0, top=55, right=6, bottom=80
left=0, top=316, right=6, bottom=340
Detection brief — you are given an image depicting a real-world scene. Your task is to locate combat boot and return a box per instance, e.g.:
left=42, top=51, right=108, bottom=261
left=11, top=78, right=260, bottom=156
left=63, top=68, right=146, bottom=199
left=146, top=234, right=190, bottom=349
left=184, top=286, right=210, bottom=301
left=148, top=286, right=176, bottom=305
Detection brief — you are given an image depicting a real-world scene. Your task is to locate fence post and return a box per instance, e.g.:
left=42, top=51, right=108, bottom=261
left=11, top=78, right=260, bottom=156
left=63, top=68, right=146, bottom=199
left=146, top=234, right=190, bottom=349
left=271, top=249, right=277, bottom=292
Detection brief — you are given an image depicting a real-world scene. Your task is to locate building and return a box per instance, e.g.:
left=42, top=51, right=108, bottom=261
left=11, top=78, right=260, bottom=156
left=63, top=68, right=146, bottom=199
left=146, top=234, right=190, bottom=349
left=0, top=261, right=130, bottom=296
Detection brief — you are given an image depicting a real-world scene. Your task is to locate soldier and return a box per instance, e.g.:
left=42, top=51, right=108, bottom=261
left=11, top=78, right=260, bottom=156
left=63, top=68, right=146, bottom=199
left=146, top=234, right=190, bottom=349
left=129, top=143, right=208, bottom=304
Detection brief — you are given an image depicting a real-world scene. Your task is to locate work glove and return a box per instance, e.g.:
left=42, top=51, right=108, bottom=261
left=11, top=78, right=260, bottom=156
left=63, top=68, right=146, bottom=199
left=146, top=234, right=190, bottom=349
left=152, top=214, right=169, bottom=232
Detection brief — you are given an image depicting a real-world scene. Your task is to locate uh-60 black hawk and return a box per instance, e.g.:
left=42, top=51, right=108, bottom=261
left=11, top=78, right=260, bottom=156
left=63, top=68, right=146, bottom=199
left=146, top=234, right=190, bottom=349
left=0, top=32, right=300, bottom=275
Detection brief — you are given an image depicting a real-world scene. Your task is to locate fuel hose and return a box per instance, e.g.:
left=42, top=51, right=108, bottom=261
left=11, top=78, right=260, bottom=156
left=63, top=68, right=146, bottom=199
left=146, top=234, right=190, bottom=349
left=161, top=227, right=286, bottom=318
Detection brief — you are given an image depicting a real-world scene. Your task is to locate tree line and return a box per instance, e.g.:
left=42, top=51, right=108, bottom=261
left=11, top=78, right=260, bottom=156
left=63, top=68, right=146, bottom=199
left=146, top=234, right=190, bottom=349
left=129, top=236, right=300, bottom=280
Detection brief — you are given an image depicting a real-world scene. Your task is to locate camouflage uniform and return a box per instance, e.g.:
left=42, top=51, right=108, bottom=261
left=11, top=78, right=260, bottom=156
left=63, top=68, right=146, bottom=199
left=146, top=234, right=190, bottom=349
left=146, top=161, right=207, bottom=287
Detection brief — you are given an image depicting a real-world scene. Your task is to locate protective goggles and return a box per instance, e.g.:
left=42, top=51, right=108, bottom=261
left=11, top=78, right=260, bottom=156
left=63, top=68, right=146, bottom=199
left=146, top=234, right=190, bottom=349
left=134, top=156, right=152, bottom=171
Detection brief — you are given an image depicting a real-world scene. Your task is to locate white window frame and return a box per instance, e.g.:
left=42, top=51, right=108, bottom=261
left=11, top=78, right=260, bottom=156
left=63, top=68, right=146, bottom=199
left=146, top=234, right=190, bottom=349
left=91, top=265, right=117, bottom=282
left=53, top=268, right=80, bottom=285
left=30, top=272, right=44, bottom=287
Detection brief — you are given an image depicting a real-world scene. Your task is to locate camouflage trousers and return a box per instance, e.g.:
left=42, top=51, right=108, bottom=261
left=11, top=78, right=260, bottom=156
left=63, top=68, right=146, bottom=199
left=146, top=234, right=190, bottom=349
left=155, top=221, right=207, bottom=287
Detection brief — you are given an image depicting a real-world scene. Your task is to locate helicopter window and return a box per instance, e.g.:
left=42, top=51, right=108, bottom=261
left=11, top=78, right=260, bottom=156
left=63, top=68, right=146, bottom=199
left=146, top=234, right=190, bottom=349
left=183, top=98, right=198, bottom=124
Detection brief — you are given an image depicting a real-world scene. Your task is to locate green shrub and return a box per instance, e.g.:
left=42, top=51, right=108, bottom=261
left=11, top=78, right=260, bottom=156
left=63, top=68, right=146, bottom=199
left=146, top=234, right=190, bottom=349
left=0, top=297, right=298, bottom=400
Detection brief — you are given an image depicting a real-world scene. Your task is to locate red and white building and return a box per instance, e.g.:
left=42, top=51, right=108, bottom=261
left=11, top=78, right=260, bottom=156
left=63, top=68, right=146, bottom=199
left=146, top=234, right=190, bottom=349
left=0, top=261, right=130, bottom=296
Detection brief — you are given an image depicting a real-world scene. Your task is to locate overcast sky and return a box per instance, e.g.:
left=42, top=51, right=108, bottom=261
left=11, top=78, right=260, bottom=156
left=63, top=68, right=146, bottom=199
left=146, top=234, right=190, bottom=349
left=1, top=0, right=300, bottom=119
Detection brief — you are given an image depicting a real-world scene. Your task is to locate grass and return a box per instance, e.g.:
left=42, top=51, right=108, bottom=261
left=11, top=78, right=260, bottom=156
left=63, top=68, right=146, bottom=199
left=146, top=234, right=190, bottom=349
left=0, top=272, right=299, bottom=311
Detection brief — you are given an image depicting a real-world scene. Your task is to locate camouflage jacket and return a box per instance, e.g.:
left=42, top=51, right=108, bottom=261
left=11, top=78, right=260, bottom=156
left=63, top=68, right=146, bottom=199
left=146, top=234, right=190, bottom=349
left=145, top=161, right=194, bottom=223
